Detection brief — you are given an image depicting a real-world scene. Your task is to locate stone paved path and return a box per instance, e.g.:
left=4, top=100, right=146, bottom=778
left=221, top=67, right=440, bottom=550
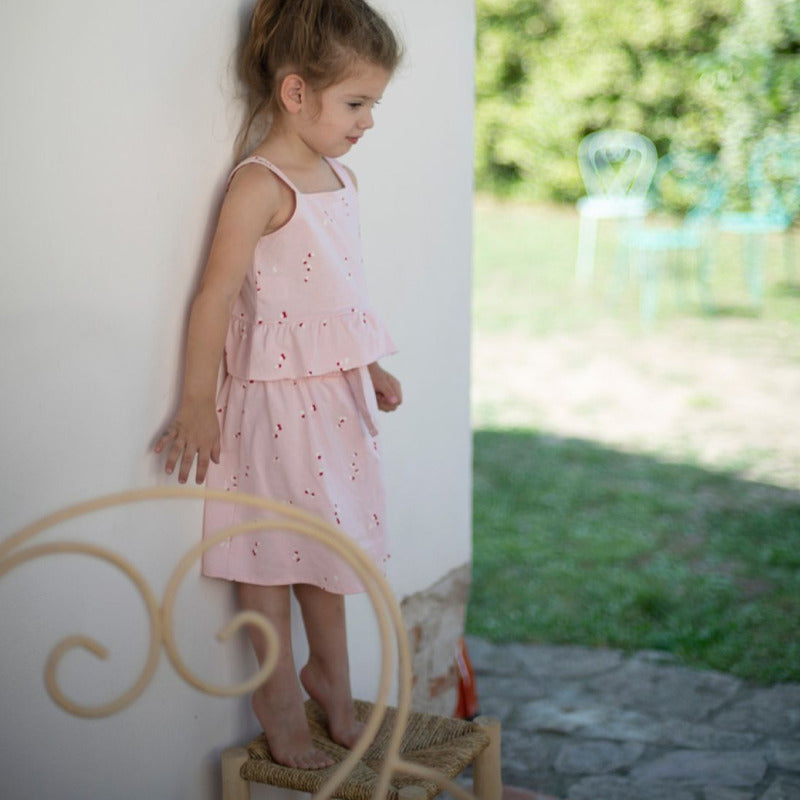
left=466, top=636, right=800, bottom=800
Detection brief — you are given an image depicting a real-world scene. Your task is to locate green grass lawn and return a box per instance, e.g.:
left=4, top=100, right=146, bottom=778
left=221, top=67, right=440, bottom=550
left=467, top=196, right=800, bottom=684
left=472, top=195, right=800, bottom=349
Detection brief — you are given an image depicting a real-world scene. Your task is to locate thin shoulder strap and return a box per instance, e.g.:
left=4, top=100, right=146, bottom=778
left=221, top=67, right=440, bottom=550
left=227, top=156, right=299, bottom=192
left=325, top=157, right=356, bottom=191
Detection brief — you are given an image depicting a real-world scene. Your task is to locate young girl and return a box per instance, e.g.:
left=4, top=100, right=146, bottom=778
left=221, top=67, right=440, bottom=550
left=154, top=0, right=403, bottom=770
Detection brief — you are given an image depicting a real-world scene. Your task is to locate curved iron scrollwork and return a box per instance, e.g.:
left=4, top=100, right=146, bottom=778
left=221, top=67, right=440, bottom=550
left=0, top=486, right=483, bottom=800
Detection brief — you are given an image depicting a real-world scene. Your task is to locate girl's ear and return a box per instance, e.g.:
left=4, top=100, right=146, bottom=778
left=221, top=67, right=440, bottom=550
left=279, top=74, right=306, bottom=114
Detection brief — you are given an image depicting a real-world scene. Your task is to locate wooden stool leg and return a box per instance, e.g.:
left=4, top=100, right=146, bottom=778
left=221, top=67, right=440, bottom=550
left=472, top=716, right=502, bottom=800
left=222, top=747, right=251, bottom=800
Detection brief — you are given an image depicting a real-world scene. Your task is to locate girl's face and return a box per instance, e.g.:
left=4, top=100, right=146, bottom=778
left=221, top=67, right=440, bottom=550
left=299, top=62, right=391, bottom=158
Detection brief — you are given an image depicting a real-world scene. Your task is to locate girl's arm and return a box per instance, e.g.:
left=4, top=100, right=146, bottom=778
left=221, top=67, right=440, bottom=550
left=368, top=362, right=402, bottom=412
left=154, top=166, right=285, bottom=484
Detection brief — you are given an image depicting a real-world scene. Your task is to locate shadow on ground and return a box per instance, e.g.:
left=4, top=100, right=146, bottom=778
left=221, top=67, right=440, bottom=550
left=467, top=428, right=800, bottom=685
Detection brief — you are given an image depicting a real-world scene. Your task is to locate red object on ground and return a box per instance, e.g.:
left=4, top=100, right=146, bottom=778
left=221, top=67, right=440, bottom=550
left=454, top=636, right=480, bottom=719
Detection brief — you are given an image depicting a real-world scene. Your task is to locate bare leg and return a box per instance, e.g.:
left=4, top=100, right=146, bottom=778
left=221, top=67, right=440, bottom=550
left=238, top=582, right=333, bottom=769
left=294, top=583, right=363, bottom=749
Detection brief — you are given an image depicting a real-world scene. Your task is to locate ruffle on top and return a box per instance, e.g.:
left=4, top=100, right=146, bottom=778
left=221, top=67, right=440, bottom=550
left=225, top=306, right=397, bottom=381
left=221, top=155, right=397, bottom=383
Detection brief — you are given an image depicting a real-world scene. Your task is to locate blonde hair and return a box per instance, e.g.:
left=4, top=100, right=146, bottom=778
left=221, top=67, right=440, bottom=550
left=236, top=0, right=402, bottom=158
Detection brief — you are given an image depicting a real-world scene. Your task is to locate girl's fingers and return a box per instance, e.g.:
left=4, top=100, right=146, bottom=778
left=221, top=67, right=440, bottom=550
left=376, top=392, right=399, bottom=412
left=195, top=449, right=212, bottom=484
left=154, top=429, right=174, bottom=453
left=373, top=370, right=402, bottom=408
left=156, top=421, right=219, bottom=482
left=164, top=438, right=185, bottom=476
left=177, top=443, right=199, bottom=484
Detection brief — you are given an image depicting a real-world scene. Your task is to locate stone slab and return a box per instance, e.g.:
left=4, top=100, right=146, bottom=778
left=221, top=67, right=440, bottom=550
left=632, top=750, right=767, bottom=787
left=466, top=637, right=800, bottom=800
left=658, top=720, right=759, bottom=751
left=702, top=787, right=755, bottom=800
left=588, top=660, right=742, bottom=722
left=513, top=698, right=607, bottom=735
left=759, top=777, right=800, bottom=800
left=568, top=775, right=697, bottom=800
left=502, top=787, right=562, bottom=800
left=501, top=731, right=556, bottom=774
left=713, top=687, right=800, bottom=737
left=466, top=637, right=528, bottom=678
left=578, top=708, right=758, bottom=749
left=767, top=739, right=800, bottom=772
left=465, top=638, right=625, bottom=681
left=554, top=740, right=645, bottom=775
left=505, top=642, right=625, bottom=679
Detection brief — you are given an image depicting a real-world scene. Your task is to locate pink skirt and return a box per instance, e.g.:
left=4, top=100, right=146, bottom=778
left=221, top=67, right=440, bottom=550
left=202, top=365, right=388, bottom=594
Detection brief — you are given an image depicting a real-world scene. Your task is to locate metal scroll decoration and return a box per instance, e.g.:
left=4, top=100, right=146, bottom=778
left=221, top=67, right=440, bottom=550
left=0, top=486, right=479, bottom=800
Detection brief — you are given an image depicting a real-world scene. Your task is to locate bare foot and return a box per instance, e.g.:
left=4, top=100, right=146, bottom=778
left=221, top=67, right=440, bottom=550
left=252, top=685, right=334, bottom=769
left=300, top=659, right=364, bottom=749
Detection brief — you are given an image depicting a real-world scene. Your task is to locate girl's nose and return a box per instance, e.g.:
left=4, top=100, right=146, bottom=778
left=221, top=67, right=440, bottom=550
left=360, top=109, right=375, bottom=130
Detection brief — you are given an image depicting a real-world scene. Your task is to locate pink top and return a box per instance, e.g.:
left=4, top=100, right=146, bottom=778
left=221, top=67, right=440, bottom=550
left=224, top=156, right=397, bottom=382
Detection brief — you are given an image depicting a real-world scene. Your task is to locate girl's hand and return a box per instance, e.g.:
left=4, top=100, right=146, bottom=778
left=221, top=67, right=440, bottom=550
left=154, top=403, right=221, bottom=484
left=368, top=362, right=402, bottom=412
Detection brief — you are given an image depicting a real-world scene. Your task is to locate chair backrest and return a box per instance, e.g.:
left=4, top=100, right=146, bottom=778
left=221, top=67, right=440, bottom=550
left=0, top=487, right=480, bottom=800
left=650, top=151, right=726, bottom=226
left=578, top=129, right=658, bottom=198
left=748, top=133, right=800, bottom=222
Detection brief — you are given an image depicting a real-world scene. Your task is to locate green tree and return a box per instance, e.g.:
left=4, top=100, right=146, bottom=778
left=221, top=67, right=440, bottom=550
left=706, top=0, right=800, bottom=206
left=475, top=0, right=740, bottom=201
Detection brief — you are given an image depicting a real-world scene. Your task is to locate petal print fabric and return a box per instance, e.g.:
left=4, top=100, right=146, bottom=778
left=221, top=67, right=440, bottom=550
left=202, top=157, right=396, bottom=595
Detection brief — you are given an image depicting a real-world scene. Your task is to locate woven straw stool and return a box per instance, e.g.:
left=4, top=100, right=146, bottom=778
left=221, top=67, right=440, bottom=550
left=222, top=699, right=501, bottom=800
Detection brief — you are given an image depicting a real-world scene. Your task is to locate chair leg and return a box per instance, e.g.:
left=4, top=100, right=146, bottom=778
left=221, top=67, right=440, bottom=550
left=638, top=250, right=661, bottom=326
left=610, top=236, right=632, bottom=305
left=222, top=747, right=251, bottom=800
left=576, top=214, right=598, bottom=283
left=784, top=228, right=796, bottom=284
left=472, top=716, right=502, bottom=800
left=672, top=250, right=688, bottom=309
left=697, top=245, right=715, bottom=314
left=744, top=232, right=765, bottom=308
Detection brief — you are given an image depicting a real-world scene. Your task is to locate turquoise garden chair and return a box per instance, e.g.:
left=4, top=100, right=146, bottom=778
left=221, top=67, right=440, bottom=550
left=575, top=129, right=658, bottom=282
left=618, top=152, right=726, bottom=324
left=718, top=133, right=800, bottom=306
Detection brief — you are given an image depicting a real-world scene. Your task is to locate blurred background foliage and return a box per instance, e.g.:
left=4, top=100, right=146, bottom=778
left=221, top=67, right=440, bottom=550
left=475, top=0, right=800, bottom=205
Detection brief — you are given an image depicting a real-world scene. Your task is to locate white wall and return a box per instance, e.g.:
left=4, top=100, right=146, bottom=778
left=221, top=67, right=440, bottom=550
left=0, top=1, right=474, bottom=798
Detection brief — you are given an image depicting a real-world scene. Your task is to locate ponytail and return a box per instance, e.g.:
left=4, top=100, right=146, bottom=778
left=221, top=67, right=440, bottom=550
left=235, top=0, right=402, bottom=159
